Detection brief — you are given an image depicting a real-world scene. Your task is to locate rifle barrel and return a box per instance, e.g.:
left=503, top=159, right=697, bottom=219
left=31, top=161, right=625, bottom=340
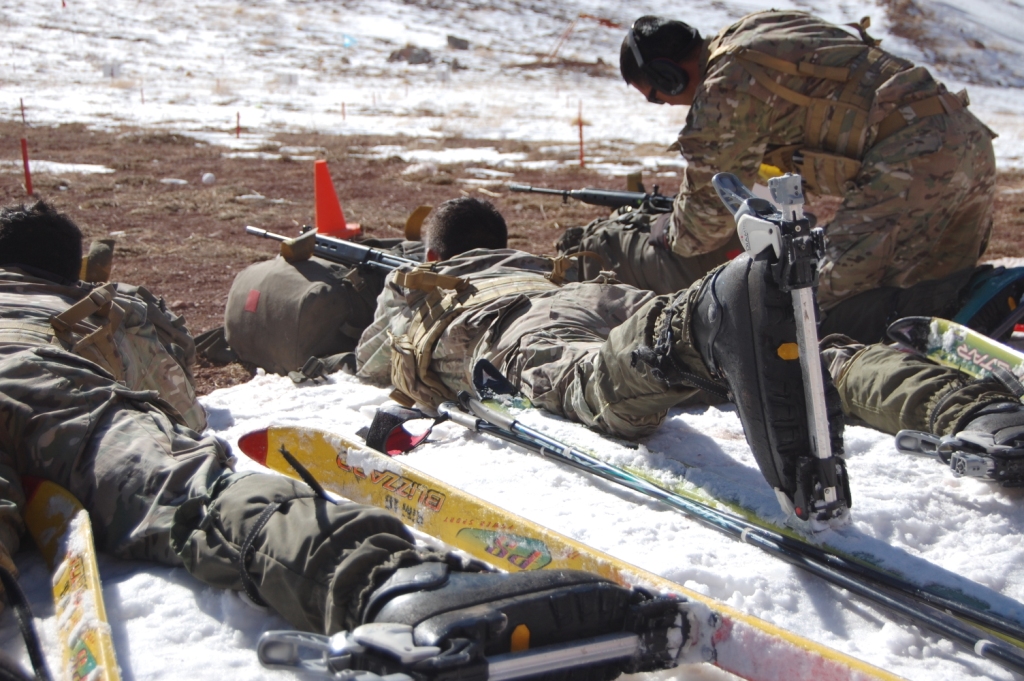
left=506, top=185, right=673, bottom=212
left=508, top=184, right=567, bottom=197
left=245, top=226, right=281, bottom=240
left=245, top=226, right=417, bottom=272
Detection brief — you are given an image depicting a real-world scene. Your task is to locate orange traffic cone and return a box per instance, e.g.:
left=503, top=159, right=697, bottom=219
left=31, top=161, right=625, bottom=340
left=314, top=159, right=361, bottom=239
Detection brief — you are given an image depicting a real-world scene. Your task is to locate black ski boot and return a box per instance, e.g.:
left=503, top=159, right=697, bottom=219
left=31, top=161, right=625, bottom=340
left=259, top=563, right=714, bottom=681
left=939, top=402, right=1024, bottom=485
left=690, top=254, right=851, bottom=529
left=893, top=362, right=1024, bottom=485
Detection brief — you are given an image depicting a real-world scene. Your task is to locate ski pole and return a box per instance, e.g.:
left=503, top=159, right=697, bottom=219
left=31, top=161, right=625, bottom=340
left=442, top=394, right=1024, bottom=642
left=442, top=394, right=1023, bottom=638
left=440, top=396, right=1024, bottom=675
left=444, top=391, right=1024, bottom=639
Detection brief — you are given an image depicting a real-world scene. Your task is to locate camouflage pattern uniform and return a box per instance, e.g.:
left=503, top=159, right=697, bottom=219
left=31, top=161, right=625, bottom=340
left=565, top=208, right=742, bottom=295
left=359, top=250, right=1015, bottom=450
left=0, top=266, right=459, bottom=635
left=822, top=337, right=1017, bottom=438
left=359, top=251, right=727, bottom=439
left=568, top=11, right=996, bottom=312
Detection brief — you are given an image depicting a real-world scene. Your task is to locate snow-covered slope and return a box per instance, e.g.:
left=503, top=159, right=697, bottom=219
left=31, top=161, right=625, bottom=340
left=5, top=0, right=1024, bottom=167
left=4, top=1, right=1024, bottom=680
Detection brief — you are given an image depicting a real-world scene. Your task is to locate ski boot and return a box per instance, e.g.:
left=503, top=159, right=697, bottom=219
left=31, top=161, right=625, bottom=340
left=690, top=252, right=851, bottom=530
left=257, top=563, right=716, bottom=681
left=897, top=400, right=1024, bottom=485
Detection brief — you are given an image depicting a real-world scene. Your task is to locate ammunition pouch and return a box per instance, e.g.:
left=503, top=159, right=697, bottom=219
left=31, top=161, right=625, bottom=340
left=389, top=263, right=563, bottom=408
left=793, top=150, right=863, bottom=197
left=711, top=30, right=971, bottom=198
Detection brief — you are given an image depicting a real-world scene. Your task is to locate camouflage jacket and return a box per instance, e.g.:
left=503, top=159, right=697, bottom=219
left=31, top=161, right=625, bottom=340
left=669, top=10, right=944, bottom=257
left=0, top=267, right=205, bottom=431
left=355, top=249, right=580, bottom=400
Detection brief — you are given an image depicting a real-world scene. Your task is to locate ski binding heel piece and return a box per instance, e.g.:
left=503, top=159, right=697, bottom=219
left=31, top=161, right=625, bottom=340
left=792, top=455, right=852, bottom=530
left=895, top=429, right=1024, bottom=486
left=776, top=472, right=852, bottom=533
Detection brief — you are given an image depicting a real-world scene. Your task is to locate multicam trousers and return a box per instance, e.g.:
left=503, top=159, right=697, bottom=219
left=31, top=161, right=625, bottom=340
left=429, top=271, right=1013, bottom=444
left=0, top=345, right=433, bottom=635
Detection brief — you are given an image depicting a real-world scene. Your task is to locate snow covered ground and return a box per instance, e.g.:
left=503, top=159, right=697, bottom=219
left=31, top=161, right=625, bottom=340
left=5, top=0, right=1024, bottom=170
left=5, top=0, right=1024, bottom=680
left=18, top=369, right=1024, bottom=681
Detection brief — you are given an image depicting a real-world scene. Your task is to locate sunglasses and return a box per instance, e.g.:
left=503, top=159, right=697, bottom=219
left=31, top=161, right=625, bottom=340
left=645, top=87, right=664, bottom=105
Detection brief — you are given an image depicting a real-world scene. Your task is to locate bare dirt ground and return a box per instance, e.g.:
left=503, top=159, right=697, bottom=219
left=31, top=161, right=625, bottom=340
left=1, top=122, right=1022, bottom=394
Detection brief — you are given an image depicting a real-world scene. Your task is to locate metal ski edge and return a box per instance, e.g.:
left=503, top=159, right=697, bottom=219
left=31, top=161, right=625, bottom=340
left=23, top=479, right=122, bottom=681
left=243, top=424, right=904, bottom=681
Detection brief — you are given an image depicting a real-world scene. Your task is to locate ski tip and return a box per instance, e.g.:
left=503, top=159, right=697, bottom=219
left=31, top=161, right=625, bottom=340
left=238, top=429, right=269, bottom=465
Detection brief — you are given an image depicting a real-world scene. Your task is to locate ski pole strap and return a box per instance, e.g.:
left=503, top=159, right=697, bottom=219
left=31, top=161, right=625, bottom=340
left=472, top=359, right=519, bottom=398
left=0, top=566, right=53, bottom=681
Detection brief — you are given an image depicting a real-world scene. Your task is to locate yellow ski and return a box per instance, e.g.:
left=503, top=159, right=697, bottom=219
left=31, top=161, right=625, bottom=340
left=24, top=478, right=121, bottom=681
left=238, top=425, right=902, bottom=681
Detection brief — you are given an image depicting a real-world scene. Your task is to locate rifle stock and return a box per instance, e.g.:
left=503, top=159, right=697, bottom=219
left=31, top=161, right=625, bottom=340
left=246, top=226, right=417, bottom=274
left=508, top=184, right=673, bottom=212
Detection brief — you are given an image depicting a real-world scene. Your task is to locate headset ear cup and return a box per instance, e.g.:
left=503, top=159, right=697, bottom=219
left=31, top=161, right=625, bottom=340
left=647, top=58, right=688, bottom=96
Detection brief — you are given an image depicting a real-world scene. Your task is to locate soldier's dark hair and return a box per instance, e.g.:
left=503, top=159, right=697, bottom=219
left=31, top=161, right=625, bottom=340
left=0, top=200, right=83, bottom=281
left=620, top=16, right=703, bottom=86
left=424, top=197, right=508, bottom=260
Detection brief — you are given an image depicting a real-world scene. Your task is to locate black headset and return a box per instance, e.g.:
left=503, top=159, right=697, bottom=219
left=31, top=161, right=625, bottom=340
left=626, top=21, right=689, bottom=96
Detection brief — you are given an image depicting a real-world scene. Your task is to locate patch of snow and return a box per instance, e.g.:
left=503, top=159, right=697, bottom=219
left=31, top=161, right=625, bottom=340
left=0, top=160, right=114, bottom=175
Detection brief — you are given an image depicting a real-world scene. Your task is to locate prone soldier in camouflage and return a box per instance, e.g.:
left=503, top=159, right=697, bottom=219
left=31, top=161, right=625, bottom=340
left=0, top=201, right=666, bottom=644
left=361, top=198, right=1024, bottom=526
left=561, top=12, right=996, bottom=339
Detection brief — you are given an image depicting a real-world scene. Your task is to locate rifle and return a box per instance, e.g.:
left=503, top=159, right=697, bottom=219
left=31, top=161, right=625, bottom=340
left=246, top=226, right=418, bottom=274
left=508, top=183, right=674, bottom=213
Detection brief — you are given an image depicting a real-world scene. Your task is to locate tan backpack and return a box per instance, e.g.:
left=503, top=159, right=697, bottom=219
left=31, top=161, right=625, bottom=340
left=46, top=282, right=207, bottom=432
